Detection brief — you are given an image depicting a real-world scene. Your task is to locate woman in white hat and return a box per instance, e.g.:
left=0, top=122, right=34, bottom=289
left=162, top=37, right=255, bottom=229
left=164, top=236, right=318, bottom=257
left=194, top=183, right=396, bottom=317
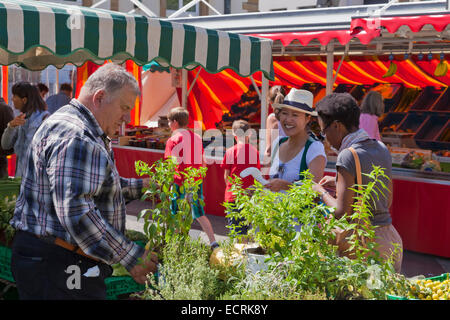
left=266, top=88, right=327, bottom=192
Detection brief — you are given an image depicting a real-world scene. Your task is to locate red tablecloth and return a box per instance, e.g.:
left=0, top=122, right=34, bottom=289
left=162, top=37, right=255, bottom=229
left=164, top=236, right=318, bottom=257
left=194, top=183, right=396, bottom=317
left=112, top=146, right=226, bottom=216
left=322, top=170, right=450, bottom=258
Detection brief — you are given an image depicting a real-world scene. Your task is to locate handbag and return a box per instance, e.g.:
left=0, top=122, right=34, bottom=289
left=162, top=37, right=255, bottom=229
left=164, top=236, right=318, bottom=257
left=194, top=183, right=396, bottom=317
left=330, top=146, right=369, bottom=259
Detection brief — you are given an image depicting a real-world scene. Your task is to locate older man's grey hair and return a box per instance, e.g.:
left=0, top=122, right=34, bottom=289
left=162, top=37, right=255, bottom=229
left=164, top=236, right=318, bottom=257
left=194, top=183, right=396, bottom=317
left=81, top=64, right=140, bottom=101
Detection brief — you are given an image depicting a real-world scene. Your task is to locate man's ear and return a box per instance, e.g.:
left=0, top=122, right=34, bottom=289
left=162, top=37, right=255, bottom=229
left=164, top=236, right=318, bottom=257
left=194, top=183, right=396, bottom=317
left=92, top=89, right=106, bottom=108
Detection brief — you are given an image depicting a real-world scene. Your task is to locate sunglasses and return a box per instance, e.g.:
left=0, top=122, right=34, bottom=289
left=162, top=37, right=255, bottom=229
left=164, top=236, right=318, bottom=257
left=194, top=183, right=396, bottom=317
left=273, top=163, right=286, bottom=179
left=318, top=120, right=336, bottom=140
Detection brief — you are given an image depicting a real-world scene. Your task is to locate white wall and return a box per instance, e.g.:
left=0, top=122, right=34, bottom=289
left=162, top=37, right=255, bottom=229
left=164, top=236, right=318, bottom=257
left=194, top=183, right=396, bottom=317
left=140, top=71, right=180, bottom=125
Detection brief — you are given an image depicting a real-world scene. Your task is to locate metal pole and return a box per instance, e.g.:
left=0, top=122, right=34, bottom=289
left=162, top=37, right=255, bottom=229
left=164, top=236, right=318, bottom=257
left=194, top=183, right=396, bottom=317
left=187, top=68, right=202, bottom=97
left=260, top=74, right=269, bottom=163
left=181, top=69, right=188, bottom=108
left=128, top=0, right=158, bottom=18
left=326, top=41, right=334, bottom=96
left=90, top=0, right=108, bottom=9
left=260, top=74, right=268, bottom=130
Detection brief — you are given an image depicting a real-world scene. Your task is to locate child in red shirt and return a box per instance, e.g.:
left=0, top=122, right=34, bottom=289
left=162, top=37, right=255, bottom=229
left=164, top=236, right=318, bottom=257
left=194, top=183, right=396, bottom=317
left=165, top=107, right=218, bottom=249
left=221, top=120, right=261, bottom=238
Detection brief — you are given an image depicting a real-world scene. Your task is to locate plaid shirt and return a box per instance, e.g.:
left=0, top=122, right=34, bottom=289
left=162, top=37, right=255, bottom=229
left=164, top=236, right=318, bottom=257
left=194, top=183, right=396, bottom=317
left=11, top=99, right=145, bottom=271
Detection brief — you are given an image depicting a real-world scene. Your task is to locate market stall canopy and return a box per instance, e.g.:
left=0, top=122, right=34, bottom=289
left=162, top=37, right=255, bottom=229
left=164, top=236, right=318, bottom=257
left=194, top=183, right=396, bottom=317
left=169, top=1, right=450, bottom=55
left=181, top=53, right=450, bottom=129
left=351, top=12, right=450, bottom=44
left=0, top=0, right=274, bottom=79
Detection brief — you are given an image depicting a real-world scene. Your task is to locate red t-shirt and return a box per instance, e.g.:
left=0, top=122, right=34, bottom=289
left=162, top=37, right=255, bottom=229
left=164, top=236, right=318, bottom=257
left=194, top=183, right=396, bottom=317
left=164, top=129, right=204, bottom=185
left=220, top=143, right=261, bottom=202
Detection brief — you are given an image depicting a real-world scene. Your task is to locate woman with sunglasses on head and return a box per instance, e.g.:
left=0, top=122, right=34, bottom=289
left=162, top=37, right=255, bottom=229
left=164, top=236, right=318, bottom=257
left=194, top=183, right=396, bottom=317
left=312, top=93, right=403, bottom=273
left=266, top=89, right=327, bottom=193
left=1, top=82, right=49, bottom=177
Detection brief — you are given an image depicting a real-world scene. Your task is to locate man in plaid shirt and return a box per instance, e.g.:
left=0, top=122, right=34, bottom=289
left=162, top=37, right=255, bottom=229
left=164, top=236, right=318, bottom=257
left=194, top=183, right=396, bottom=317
left=10, top=64, right=157, bottom=300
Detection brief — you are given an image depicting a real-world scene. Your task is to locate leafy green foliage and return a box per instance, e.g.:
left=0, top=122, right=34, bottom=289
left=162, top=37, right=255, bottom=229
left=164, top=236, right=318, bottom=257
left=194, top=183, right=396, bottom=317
left=124, top=229, right=148, bottom=243
left=135, top=157, right=207, bottom=256
left=139, top=234, right=221, bottom=300
left=0, top=195, right=17, bottom=246
left=224, top=166, right=410, bottom=300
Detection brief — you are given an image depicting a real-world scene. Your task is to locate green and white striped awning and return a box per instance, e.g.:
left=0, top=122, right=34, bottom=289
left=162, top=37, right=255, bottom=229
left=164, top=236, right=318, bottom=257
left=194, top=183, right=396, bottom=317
left=0, top=0, right=274, bottom=79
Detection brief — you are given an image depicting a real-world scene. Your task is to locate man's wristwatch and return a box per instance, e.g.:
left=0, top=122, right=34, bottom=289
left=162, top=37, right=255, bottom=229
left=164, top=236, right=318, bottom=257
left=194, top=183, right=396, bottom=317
left=320, top=190, right=329, bottom=202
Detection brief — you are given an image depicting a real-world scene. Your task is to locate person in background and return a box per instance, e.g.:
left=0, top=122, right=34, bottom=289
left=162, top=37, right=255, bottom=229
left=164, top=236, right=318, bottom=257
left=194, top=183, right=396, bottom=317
left=1, top=82, right=49, bottom=178
left=264, top=86, right=286, bottom=160
left=359, top=90, right=384, bottom=141
left=46, top=83, right=73, bottom=114
left=221, top=120, right=260, bottom=241
left=165, top=107, right=219, bottom=249
left=0, top=98, right=14, bottom=178
left=10, top=64, right=157, bottom=300
left=266, top=88, right=327, bottom=192
left=312, top=93, right=403, bottom=273
left=37, top=83, right=49, bottom=100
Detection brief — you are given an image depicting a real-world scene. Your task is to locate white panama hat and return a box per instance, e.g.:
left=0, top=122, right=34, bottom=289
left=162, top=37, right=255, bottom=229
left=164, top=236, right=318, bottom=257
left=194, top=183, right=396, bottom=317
left=272, top=88, right=317, bottom=116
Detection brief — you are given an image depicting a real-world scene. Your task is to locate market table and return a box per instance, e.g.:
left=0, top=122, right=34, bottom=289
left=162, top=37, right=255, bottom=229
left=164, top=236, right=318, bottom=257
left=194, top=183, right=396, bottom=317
left=112, top=145, right=450, bottom=258
left=322, top=167, right=450, bottom=259
left=112, top=145, right=226, bottom=217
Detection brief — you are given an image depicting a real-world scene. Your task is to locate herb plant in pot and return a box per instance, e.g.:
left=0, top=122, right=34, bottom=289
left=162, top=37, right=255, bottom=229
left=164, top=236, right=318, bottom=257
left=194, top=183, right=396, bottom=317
left=135, top=157, right=207, bottom=258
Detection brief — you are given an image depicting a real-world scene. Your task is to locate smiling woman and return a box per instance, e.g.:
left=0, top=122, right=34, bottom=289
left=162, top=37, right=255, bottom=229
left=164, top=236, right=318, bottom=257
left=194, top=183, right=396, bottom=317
left=265, top=88, right=326, bottom=193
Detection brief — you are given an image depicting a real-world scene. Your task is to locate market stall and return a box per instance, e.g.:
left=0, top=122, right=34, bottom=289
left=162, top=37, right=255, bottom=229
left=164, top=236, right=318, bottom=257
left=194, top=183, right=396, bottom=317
left=0, top=0, right=275, bottom=216
left=138, top=1, right=449, bottom=258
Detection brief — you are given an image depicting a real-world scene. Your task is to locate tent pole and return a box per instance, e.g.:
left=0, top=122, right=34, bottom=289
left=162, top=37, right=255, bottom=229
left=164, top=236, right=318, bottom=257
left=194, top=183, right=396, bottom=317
left=326, top=41, right=334, bottom=96
left=182, top=69, right=188, bottom=108
left=187, top=68, right=202, bottom=97
left=250, top=76, right=261, bottom=100
left=260, top=74, right=268, bottom=131
left=260, top=73, right=269, bottom=160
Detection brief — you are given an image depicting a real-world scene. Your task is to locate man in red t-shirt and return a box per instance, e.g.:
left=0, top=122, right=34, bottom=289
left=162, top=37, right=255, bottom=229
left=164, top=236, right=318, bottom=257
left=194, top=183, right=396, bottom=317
left=221, top=120, right=260, bottom=239
left=165, top=107, right=218, bottom=249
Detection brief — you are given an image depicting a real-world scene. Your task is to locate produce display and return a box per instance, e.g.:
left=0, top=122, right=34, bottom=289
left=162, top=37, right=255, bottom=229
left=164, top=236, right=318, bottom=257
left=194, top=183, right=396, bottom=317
left=114, top=124, right=171, bottom=150
left=0, top=178, right=21, bottom=200
left=388, top=273, right=450, bottom=300
left=410, top=276, right=450, bottom=300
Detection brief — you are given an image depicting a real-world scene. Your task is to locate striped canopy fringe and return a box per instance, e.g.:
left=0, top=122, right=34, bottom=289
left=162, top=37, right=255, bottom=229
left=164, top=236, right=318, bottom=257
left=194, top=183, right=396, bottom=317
left=0, top=0, right=274, bottom=80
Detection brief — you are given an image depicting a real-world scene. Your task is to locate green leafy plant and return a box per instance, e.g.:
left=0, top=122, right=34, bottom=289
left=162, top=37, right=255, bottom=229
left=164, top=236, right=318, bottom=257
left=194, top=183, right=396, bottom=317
left=135, top=157, right=207, bottom=256
left=224, top=166, right=410, bottom=300
left=0, top=195, right=17, bottom=247
left=224, top=171, right=335, bottom=259
left=138, top=234, right=221, bottom=300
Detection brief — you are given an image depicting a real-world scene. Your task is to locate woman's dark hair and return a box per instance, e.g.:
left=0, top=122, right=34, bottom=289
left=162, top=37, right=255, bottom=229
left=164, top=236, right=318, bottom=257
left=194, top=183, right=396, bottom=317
left=316, top=93, right=360, bottom=132
left=12, top=81, right=47, bottom=114
left=36, top=83, right=49, bottom=94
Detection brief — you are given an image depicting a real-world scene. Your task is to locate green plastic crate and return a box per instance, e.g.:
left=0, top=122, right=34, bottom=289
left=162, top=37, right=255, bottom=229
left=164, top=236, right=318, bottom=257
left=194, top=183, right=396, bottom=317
left=0, top=178, right=22, bottom=199
left=387, top=273, right=449, bottom=300
left=105, top=276, right=145, bottom=300
left=0, top=245, right=13, bottom=283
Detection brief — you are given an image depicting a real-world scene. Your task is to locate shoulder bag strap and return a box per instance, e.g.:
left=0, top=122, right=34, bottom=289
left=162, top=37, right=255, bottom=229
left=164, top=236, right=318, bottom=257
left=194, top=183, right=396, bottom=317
left=298, top=137, right=315, bottom=181
left=348, top=147, right=363, bottom=188
left=271, top=136, right=289, bottom=165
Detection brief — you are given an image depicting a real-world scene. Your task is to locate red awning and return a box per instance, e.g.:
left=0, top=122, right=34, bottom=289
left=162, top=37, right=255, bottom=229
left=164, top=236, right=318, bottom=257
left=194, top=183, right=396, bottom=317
left=251, top=13, right=450, bottom=48
left=248, top=28, right=379, bottom=47
left=180, top=55, right=449, bottom=129
left=351, top=13, right=450, bottom=44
